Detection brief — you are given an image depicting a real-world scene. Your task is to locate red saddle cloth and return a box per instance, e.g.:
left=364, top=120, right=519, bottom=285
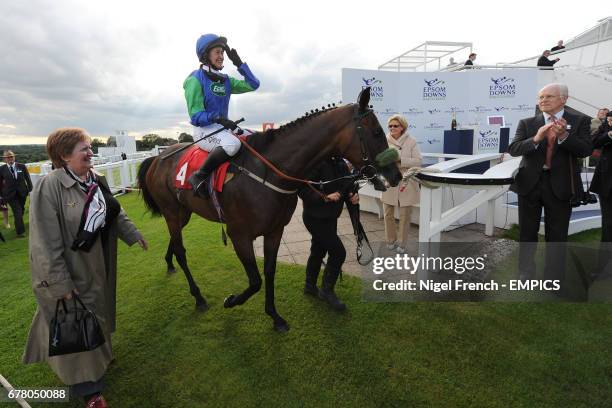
left=174, top=146, right=231, bottom=192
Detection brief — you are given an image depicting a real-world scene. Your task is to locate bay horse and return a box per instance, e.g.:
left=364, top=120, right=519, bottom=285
left=137, top=87, right=402, bottom=331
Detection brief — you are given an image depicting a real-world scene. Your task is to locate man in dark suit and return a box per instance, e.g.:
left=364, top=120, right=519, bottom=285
left=551, top=40, right=565, bottom=52
left=591, top=112, right=612, bottom=241
left=0, top=150, right=33, bottom=237
left=464, top=53, right=476, bottom=66
left=537, top=50, right=560, bottom=68
left=508, top=83, right=592, bottom=278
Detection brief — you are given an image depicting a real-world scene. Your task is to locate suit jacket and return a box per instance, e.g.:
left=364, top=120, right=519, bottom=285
left=0, top=162, right=33, bottom=200
left=508, top=111, right=592, bottom=200
left=464, top=59, right=473, bottom=66
left=590, top=124, right=612, bottom=197
left=537, top=56, right=557, bottom=67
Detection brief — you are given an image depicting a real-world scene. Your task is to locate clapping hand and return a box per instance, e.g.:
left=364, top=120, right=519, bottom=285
left=552, top=117, right=568, bottom=136
left=534, top=122, right=555, bottom=143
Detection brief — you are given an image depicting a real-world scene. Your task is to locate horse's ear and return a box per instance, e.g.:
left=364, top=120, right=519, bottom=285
left=358, top=87, right=371, bottom=112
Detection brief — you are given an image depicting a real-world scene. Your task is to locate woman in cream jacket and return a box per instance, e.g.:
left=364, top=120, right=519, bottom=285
left=381, top=115, right=422, bottom=253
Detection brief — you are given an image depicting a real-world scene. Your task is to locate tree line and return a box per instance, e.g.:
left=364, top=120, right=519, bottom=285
left=2, top=133, right=194, bottom=163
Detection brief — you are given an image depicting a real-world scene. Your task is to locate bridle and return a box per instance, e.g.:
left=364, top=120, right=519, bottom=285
left=339, top=105, right=379, bottom=181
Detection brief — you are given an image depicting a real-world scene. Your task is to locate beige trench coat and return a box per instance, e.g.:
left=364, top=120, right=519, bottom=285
left=381, top=133, right=422, bottom=207
left=23, top=169, right=142, bottom=385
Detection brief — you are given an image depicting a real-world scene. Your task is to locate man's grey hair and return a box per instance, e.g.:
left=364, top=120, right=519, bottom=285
left=540, top=83, right=569, bottom=97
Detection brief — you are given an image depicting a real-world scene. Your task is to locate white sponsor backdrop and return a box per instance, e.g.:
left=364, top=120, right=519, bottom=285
left=342, top=68, right=538, bottom=154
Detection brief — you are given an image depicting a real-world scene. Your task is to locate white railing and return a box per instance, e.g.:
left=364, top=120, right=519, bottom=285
left=91, top=151, right=151, bottom=166
left=416, top=153, right=519, bottom=242
left=509, top=36, right=612, bottom=70
left=35, top=155, right=152, bottom=194
left=439, top=64, right=549, bottom=72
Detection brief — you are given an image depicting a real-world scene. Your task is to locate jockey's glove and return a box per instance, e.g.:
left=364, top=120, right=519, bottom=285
left=214, top=117, right=238, bottom=131
left=226, top=48, right=243, bottom=68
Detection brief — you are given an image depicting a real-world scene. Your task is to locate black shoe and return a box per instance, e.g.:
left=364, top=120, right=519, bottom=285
left=303, top=283, right=319, bottom=297
left=318, top=287, right=346, bottom=311
left=189, top=172, right=210, bottom=198
left=189, top=147, right=232, bottom=198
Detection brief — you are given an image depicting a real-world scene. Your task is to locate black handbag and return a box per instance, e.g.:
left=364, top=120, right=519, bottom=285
left=48, top=295, right=106, bottom=357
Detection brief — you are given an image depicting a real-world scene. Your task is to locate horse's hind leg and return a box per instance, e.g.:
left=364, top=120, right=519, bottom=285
left=165, top=211, right=208, bottom=311
left=165, top=242, right=176, bottom=274
left=223, top=235, right=262, bottom=308
left=165, top=212, right=191, bottom=274
left=263, top=228, right=289, bottom=332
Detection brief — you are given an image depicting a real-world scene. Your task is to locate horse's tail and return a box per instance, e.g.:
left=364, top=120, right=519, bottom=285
left=138, top=156, right=162, bottom=216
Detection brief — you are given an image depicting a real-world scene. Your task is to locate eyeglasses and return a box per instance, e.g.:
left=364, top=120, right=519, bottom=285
left=388, top=124, right=401, bottom=129
left=538, top=95, right=562, bottom=101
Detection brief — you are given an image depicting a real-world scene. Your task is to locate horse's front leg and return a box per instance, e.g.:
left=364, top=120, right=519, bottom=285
left=263, top=227, right=289, bottom=332
left=223, top=235, right=262, bottom=308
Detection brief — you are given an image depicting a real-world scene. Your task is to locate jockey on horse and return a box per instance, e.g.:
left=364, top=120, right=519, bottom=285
left=184, top=33, right=260, bottom=197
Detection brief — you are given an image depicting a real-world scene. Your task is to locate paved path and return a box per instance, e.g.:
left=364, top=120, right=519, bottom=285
left=255, top=202, right=505, bottom=277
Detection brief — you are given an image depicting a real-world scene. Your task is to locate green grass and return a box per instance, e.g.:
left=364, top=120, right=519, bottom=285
left=1, top=193, right=612, bottom=407
left=503, top=223, right=602, bottom=242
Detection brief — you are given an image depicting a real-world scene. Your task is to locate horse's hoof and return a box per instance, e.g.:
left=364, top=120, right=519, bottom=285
left=196, top=302, right=209, bottom=312
left=223, top=295, right=236, bottom=308
left=273, top=320, right=290, bottom=333
left=167, top=267, right=176, bottom=274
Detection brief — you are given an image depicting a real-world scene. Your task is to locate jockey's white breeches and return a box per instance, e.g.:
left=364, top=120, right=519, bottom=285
left=194, top=124, right=241, bottom=156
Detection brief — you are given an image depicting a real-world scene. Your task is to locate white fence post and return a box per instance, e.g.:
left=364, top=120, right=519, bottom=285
left=120, top=160, right=130, bottom=191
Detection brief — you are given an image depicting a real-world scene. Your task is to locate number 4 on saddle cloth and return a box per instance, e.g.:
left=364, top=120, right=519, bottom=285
left=174, top=146, right=232, bottom=193
left=174, top=132, right=251, bottom=193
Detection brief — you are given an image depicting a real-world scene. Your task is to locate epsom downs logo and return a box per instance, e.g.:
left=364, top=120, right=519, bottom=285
left=423, top=78, right=446, bottom=100
left=477, top=130, right=500, bottom=150
left=489, top=76, right=516, bottom=98
left=363, top=77, right=384, bottom=101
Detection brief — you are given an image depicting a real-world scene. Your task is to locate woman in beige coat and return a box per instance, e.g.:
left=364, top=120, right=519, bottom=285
left=23, top=128, right=147, bottom=408
left=381, top=115, right=422, bottom=253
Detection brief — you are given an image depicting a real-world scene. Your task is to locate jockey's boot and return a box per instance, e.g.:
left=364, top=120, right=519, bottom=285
left=319, top=264, right=347, bottom=311
left=303, top=261, right=321, bottom=297
left=189, top=147, right=231, bottom=198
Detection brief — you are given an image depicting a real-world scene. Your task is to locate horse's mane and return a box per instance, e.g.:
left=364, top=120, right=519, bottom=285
left=245, top=103, right=349, bottom=151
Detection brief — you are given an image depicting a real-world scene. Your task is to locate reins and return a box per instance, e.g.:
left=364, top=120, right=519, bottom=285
left=237, top=105, right=377, bottom=200
left=238, top=138, right=329, bottom=200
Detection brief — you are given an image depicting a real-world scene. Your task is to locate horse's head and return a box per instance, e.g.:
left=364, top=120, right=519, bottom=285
left=341, top=87, right=403, bottom=191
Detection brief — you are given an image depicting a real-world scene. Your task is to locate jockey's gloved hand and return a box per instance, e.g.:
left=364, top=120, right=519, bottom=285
left=214, top=117, right=238, bottom=131
left=226, top=48, right=243, bottom=68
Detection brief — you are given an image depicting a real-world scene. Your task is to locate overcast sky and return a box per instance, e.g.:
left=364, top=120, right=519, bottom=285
left=0, top=0, right=606, bottom=144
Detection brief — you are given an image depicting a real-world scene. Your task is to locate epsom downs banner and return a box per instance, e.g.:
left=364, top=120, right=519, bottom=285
left=342, top=68, right=538, bottom=154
